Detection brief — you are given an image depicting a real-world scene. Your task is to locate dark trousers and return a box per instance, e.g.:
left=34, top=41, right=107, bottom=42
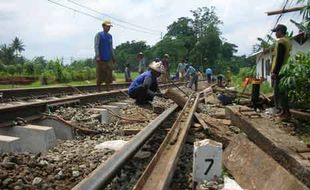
left=129, top=85, right=154, bottom=104
left=251, top=83, right=260, bottom=111
left=207, top=74, right=211, bottom=83
left=217, top=76, right=223, bottom=87
left=273, top=77, right=289, bottom=113
left=188, top=74, right=198, bottom=91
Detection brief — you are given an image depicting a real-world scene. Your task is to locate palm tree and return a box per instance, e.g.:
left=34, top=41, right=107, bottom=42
left=10, top=37, right=25, bottom=56
left=291, top=0, right=310, bottom=36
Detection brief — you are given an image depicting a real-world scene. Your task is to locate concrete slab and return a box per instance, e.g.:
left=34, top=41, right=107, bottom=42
left=224, top=135, right=308, bottom=190
left=0, top=125, right=56, bottom=153
left=97, top=105, right=121, bottom=122
left=92, top=108, right=110, bottom=124
left=0, top=135, right=22, bottom=152
left=36, top=118, right=75, bottom=140
left=226, top=105, right=310, bottom=188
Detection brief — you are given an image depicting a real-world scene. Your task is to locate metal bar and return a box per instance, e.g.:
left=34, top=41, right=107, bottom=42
left=133, top=93, right=200, bottom=190
left=72, top=104, right=178, bottom=190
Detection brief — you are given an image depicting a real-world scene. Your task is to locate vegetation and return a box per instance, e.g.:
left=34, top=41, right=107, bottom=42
left=1, top=6, right=253, bottom=88
left=280, top=53, right=310, bottom=108
left=291, top=0, right=310, bottom=36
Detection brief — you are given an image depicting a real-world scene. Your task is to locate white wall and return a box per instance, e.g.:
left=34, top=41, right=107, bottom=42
left=255, top=38, right=310, bottom=85
left=291, top=39, right=310, bottom=56
left=256, top=53, right=272, bottom=84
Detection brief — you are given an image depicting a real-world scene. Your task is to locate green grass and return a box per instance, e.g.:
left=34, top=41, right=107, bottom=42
left=0, top=72, right=140, bottom=90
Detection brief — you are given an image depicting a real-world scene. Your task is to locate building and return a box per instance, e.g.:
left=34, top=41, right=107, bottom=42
left=253, top=33, right=310, bottom=84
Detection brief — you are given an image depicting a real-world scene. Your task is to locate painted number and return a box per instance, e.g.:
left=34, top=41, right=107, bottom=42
left=204, top=158, right=214, bottom=175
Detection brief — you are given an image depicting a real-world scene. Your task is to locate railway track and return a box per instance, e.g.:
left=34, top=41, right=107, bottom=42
left=0, top=82, right=184, bottom=127
left=0, top=83, right=130, bottom=102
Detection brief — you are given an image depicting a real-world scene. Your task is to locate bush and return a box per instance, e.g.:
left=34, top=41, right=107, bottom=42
left=280, top=53, right=310, bottom=108
left=40, top=71, right=56, bottom=85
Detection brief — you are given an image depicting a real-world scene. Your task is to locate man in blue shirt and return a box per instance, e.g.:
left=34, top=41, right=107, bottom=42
left=185, top=64, right=198, bottom=91
left=128, top=61, right=165, bottom=105
left=94, top=20, right=115, bottom=92
left=205, top=67, right=212, bottom=83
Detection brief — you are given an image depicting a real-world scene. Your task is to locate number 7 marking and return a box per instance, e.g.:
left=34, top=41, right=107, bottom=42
left=204, top=159, right=214, bottom=175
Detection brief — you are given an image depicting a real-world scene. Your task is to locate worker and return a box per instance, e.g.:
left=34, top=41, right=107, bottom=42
left=225, top=69, right=232, bottom=86
left=271, top=24, right=292, bottom=119
left=137, top=52, right=146, bottom=74
left=217, top=74, right=224, bottom=87
left=124, top=63, right=132, bottom=82
left=161, top=54, right=170, bottom=83
left=184, top=64, right=198, bottom=91
left=176, top=59, right=186, bottom=81
left=205, top=67, right=213, bottom=83
left=128, top=61, right=165, bottom=105
left=94, top=20, right=115, bottom=92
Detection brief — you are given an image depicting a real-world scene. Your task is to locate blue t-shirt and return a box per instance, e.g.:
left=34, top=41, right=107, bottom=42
left=185, top=66, right=197, bottom=77
left=206, top=68, right=212, bottom=75
left=98, top=32, right=113, bottom=61
left=128, top=70, right=158, bottom=94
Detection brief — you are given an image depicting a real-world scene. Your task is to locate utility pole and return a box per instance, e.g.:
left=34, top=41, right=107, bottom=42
left=160, top=32, right=163, bottom=57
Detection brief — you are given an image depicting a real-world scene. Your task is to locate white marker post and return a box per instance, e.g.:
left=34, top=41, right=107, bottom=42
left=193, top=139, right=222, bottom=183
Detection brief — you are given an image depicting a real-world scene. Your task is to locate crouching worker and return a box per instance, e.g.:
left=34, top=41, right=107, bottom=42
left=128, top=61, right=165, bottom=105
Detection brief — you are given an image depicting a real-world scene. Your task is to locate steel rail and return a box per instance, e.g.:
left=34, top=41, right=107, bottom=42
left=0, top=83, right=184, bottom=127
left=72, top=104, right=179, bottom=190
left=133, top=92, right=201, bottom=190
left=0, top=82, right=185, bottom=101
left=0, top=89, right=127, bottom=127
left=0, top=83, right=130, bottom=101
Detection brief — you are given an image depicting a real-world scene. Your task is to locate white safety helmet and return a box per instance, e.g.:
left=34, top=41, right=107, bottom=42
left=149, top=61, right=165, bottom=74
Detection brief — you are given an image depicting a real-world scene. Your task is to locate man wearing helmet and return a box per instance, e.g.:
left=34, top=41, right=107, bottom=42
left=128, top=61, right=165, bottom=105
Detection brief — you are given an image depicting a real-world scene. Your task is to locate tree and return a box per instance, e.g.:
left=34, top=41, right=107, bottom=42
left=165, top=17, right=196, bottom=59
left=290, top=0, right=310, bottom=36
left=190, top=6, right=222, bottom=38
left=114, top=41, right=150, bottom=71
left=252, top=34, right=275, bottom=53
left=165, top=17, right=195, bottom=38
left=0, top=44, right=15, bottom=65
left=11, top=37, right=25, bottom=56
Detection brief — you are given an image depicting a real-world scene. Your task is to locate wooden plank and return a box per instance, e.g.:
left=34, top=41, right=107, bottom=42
left=194, top=113, right=210, bottom=130
left=266, top=6, right=307, bottom=16
left=226, top=105, right=310, bottom=188
left=199, top=113, right=235, bottom=147
left=291, top=109, right=310, bottom=121
left=224, top=135, right=309, bottom=190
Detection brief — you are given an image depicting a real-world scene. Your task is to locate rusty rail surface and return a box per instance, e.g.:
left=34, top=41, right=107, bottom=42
left=133, top=92, right=201, bottom=190
left=72, top=104, right=179, bottom=190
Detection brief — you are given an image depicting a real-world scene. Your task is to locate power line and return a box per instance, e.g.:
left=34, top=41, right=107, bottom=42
left=47, top=0, right=160, bottom=35
left=66, top=0, right=161, bottom=33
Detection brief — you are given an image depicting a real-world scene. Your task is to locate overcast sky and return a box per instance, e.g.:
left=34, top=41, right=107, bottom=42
left=0, top=0, right=303, bottom=63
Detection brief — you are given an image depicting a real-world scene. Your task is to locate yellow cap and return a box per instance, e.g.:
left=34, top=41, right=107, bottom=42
left=164, top=53, right=169, bottom=58
left=102, top=20, right=113, bottom=26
